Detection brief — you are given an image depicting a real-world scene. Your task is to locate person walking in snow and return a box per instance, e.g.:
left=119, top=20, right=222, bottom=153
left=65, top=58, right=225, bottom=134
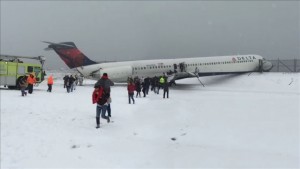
left=47, top=75, right=54, bottom=92
left=92, top=87, right=110, bottom=128
left=94, top=73, right=114, bottom=117
left=64, top=75, right=71, bottom=93
left=78, top=75, right=84, bottom=86
left=141, top=81, right=147, bottom=97
left=127, top=81, right=135, bottom=104
left=69, top=75, right=76, bottom=92
left=73, top=74, right=78, bottom=91
left=144, top=77, right=150, bottom=95
left=19, top=77, right=28, bottom=96
left=163, top=81, right=169, bottom=99
left=74, top=74, right=79, bottom=86
left=27, top=73, right=36, bottom=94
left=135, top=79, right=141, bottom=98
left=63, top=75, right=68, bottom=88
left=154, top=76, right=160, bottom=94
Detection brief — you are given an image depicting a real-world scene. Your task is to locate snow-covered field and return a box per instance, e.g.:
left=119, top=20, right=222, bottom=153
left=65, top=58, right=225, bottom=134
left=1, top=72, right=299, bottom=168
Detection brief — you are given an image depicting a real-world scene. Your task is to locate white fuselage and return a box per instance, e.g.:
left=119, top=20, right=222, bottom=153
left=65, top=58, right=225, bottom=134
left=75, top=54, right=265, bottom=82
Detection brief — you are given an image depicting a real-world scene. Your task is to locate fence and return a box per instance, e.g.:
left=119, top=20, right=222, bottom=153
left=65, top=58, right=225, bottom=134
left=268, top=59, right=300, bottom=72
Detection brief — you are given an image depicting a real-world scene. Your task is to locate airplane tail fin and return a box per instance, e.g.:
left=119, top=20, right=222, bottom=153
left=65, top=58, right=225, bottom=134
left=44, top=41, right=97, bottom=69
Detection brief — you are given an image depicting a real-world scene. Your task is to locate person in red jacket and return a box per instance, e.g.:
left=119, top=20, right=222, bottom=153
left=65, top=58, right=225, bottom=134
left=92, top=87, right=110, bottom=128
left=127, top=81, right=135, bottom=104
left=27, top=74, right=36, bottom=94
left=47, top=75, right=54, bottom=92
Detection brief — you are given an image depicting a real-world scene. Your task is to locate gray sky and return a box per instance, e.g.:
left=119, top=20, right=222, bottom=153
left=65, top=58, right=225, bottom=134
left=1, top=1, right=299, bottom=69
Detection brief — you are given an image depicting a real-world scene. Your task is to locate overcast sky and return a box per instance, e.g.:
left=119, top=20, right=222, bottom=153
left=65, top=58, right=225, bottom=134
left=1, top=1, right=299, bottom=69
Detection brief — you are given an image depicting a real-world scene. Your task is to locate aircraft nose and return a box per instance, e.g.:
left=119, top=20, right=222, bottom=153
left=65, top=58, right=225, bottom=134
left=262, top=61, right=273, bottom=71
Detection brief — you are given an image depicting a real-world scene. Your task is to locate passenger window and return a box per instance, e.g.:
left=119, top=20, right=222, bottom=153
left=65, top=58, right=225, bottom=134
left=34, top=67, right=41, bottom=76
left=18, top=66, right=25, bottom=74
left=27, top=66, right=33, bottom=72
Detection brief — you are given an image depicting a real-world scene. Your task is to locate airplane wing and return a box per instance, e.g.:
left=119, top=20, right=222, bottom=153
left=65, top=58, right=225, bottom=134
left=169, top=72, right=197, bottom=81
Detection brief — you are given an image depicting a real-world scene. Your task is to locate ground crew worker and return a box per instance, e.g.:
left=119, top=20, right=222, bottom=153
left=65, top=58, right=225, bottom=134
left=159, top=76, right=165, bottom=89
left=27, top=74, right=36, bottom=94
left=47, top=75, right=54, bottom=92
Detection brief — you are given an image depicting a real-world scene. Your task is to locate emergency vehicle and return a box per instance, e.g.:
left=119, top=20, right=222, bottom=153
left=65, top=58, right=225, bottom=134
left=0, top=54, right=46, bottom=89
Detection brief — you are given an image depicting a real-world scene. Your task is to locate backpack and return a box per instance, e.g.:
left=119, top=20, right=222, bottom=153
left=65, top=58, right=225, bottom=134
left=92, top=87, right=104, bottom=104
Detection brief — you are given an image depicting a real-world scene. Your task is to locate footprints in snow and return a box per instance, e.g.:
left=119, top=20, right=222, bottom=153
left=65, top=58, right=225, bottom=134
left=132, top=126, right=189, bottom=142
left=170, top=125, right=189, bottom=141
left=71, top=144, right=93, bottom=149
left=170, top=133, right=187, bottom=142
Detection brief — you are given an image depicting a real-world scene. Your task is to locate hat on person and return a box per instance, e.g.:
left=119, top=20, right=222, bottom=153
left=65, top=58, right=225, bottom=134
left=102, top=73, right=108, bottom=78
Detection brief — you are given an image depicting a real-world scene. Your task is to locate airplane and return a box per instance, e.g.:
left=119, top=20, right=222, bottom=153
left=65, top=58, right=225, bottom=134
left=44, top=41, right=273, bottom=83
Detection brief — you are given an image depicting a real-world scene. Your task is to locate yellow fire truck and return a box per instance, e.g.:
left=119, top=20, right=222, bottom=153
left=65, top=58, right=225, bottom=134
left=0, top=55, right=46, bottom=89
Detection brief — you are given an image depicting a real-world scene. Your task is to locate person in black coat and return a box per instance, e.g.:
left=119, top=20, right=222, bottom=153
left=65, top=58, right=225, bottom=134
left=94, top=73, right=114, bottom=117
left=163, top=82, right=169, bottom=99
left=63, top=75, right=68, bottom=88
left=144, top=77, right=150, bottom=95
left=64, top=75, right=71, bottom=93
left=135, top=80, right=141, bottom=98
left=69, top=75, right=76, bottom=92
left=141, top=81, right=147, bottom=97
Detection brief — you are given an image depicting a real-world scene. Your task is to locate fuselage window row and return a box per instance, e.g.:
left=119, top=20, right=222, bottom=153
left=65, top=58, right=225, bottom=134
left=133, top=60, right=254, bottom=71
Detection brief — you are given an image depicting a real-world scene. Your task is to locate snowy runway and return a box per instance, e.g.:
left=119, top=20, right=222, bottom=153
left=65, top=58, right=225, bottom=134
left=1, top=72, right=299, bottom=168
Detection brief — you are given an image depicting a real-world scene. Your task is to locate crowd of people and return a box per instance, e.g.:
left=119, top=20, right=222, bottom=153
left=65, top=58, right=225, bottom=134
left=18, top=73, right=84, bottom=96
left=18, top=73, right=37, bottom=96
left=63, top=74, right=84, bottom=93
left=18, top=72, right=172, bottom=129
left=92, top=73, right=172, bottom=129
left=126, top=74, right=170, bottom=102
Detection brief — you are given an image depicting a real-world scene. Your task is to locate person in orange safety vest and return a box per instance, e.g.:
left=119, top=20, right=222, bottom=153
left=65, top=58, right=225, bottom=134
left=27, top=74, right=36, bottom=94
left=47, top=75, right=54, bottom=92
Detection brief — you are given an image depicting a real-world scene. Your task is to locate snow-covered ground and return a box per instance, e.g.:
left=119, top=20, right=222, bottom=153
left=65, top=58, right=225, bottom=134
left=1, top=72, right=299, bottom=168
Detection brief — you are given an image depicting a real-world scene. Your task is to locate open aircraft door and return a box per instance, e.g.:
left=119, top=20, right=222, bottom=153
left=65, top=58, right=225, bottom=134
left=179, top=62, right=186, bottom=72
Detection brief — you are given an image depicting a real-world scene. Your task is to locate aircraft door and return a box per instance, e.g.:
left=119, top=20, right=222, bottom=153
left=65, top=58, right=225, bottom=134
left=173, top=63, right=178, bottom=73
left=179, top=62, right=186, bottom=72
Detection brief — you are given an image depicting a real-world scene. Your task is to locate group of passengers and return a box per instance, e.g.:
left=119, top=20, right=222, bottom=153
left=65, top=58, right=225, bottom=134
left=127, top=74, right=170, bottom=104
left=18, top=73, right=54, bottom=96
left=18, top=73, right=85, bottom=96
left=18, top=73, right=37, bottom=96
left=92, top=72, right=171, bottom=128
left=18, top=71, right=171, bottom=129
left=62, top=74, right=84, bottom=93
